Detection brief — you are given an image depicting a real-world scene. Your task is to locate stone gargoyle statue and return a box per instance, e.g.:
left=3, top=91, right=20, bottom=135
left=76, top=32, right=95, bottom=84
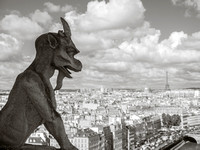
left=0, top=17, right=82, bottom=150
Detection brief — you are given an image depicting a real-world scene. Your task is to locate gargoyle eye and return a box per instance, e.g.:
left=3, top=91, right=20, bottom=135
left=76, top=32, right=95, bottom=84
left=66, top=47, right=75, bottom=52
left=66, top=48, right=75, bottom=57
left=68, top=52, right=74, bottom=57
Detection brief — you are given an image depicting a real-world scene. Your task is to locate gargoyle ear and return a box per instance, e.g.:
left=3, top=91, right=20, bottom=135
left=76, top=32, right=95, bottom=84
left=48, top=33, right=58, bottom=49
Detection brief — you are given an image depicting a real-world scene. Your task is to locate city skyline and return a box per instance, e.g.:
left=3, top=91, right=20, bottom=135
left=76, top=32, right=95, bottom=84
left=0, top=0, right=200, bottom=89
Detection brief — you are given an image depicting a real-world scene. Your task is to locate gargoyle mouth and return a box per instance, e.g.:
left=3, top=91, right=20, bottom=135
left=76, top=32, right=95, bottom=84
left=59, top=66, right=72, bottom=78
left=54, top=64, right=81, bottom=91
left=59, top=64, right=81, bottom=78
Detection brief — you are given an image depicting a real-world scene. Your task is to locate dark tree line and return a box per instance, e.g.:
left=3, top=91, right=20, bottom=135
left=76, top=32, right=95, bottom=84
left=162, top=113, right=181, bottom=128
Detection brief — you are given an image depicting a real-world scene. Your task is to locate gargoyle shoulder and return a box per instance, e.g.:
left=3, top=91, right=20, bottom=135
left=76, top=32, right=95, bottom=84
left=18, top=70, right=57, bottom=122
left=19, top=70, right=44, bottom=90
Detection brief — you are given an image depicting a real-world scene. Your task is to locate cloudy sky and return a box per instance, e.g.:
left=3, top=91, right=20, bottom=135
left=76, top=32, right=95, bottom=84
left=0, top=0, right=200, bottom=90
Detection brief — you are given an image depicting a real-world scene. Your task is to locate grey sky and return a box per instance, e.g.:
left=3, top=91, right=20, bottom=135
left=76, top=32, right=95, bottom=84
left=141, top=0, right=200, bottom=40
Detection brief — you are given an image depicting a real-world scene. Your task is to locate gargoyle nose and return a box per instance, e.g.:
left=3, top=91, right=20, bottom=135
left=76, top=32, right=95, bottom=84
left=78, top=61, right=82, bottom=71
left=75, top=60, right=82, bottom=72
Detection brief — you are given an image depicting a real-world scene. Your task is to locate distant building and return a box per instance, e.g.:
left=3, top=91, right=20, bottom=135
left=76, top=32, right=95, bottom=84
left=182, top=113, right=200, bottom=128
left=82, top=102, right=99, bottom=110
left=122, top=121, right=128, bottom=150
left=108, top=106, right=122, bottom=117
left=103, top=126, right=113, bottom=150
left=110, top=124, right=123, bottom=150
left=135, top=122, right=146, bottom=143
left=109, top=116, right=122, bottom=125
left=96, top=106, right=107, bottom=116
left=164, top=89, right=197, bottom=98
left=145, top=116, right=161, bottom=139
left=155, top=106, right=182, bottom=115
left=0, top=92, right=8, bottom=109
left=69, top=128, right=100, bottom=150
left=144, top=87, right=151, bottom=93
left=194, top=90, right=200, bottom=98
left=99, top=133, right=105, bottom=150
left=126, top=125, right=136, bottom=150
left=79, top=119, right=92, bottom=129
left=49, top=136, right=60, bottom=148
left=26, top=132, right=50, bottom=146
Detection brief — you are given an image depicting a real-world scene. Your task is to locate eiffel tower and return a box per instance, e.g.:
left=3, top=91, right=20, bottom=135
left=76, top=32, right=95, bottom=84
left=165, top=71, right=170, bottom=91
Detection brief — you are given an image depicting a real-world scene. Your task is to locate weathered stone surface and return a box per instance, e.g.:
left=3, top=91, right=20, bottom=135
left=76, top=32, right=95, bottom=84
left=0, top=17, right=82, bottom=150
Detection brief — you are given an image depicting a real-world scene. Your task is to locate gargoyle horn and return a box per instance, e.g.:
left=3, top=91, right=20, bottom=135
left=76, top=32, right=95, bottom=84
left=60, top=17, right=71, bottom=37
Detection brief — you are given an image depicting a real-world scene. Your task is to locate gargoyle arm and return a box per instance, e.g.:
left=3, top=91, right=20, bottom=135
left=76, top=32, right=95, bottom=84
left=22, top=75, right=57, bottom=122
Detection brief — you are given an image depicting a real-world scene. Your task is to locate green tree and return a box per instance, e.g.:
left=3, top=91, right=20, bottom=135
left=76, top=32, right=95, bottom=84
left=162, top=113, right=181, bottom=127
left=171, top=114, right=181, bottom=126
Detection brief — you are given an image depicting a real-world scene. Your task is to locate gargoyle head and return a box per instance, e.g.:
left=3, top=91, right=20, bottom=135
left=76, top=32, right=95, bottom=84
left=34, top=17, right=82, bottom=90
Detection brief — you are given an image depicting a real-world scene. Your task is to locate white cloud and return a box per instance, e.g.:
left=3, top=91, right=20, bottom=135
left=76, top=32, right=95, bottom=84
left=117, top=31, right=199, bottom=64
left=0, top=14, right=43, bottom=40
left=1, top=0, right=200, bottom=89
left=30, top=9, right=52, bottom=25
left=95, top=61, right=129, bottom=72
left=0, top=33, right=29, bottom=89
left=179, top=31, right=200, bottom=50
left=64, top=11, right=79, bottom=29
left=0, top=61, right=30, bottom=89
left=172, top=0, right=200, bottom=11
left=172, top=0, right=200, bottom=17
left=49, top=23, right=62, bottom=32
left=192, top=31, right=200, bottom=38
left=161, top=31, right=187, bottom=49
left=54, top=0, right=200, bottom=88
left=65, top=24, right=156, bottom=58
left=60, top=0, right=148, bottom=57
left=61, top=4, right=74, bottom=12
left=0, top=33, right=23, bottom=61
left=44, top=2, right=75, bottom=13
left=77, top=28, right=200, bottom=88
left=44, top=2, right=60, bottom=12
left=65, top=0, right=145, bottom=32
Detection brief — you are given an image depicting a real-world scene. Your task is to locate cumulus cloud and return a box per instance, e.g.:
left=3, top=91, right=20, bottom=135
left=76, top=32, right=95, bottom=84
left=172, top=0, right=200, bottom=11
left=0, top=33, right=30, bottom=89
left=46, top=0, right=198, bottom=88
left=61, top=4, right=74, bottom=12
left=49, top=23, right=62, bottom=32
left=48, top=14, right=200, bottom=88
left=77, top=28, right=200, bottom=88
left=0, top=14, right=43, bottom=40
left=44, top=2, right=60, bottom=12
left=0, top=61, right=30, bottom=89
left=30, top=9, right=52, bottom=25
left=172, top=0, right=200, bottom=17
left=48, top=0, right=147, bottom=57
left=44, top=2, right=74, bottom=13
left=0, top=33, right=23, bottom=61
left=1, top=0, right=200, bottom=89
left=69, top=0, right=145, bottom=31
left=117, top=31, right=200, bottom=64
left=180, top=31, right=200, bottom=50
left=59, top=0, right=154, bottom=59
